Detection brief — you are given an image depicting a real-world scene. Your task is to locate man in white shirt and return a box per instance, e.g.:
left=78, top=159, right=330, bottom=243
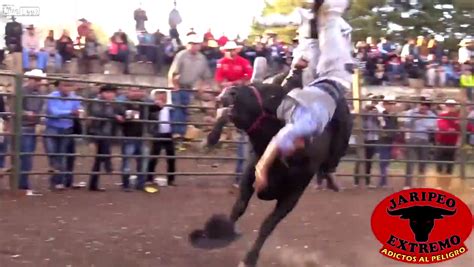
left=147, top=91, right=176, bottom=186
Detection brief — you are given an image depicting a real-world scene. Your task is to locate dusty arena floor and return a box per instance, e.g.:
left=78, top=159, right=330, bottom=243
left=0, top=144, right=473, bottom=267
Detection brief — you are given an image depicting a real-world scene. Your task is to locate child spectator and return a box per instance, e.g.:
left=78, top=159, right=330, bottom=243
left=460, top=65, right=474, bottom=101
left=147, top=91, right=176, bottom=186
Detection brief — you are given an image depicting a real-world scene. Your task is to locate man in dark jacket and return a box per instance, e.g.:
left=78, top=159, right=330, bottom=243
left=377, top=96, right=399, bottom=187
left=119, top=87, right=162, bottom=191
left=87, top=85, right=124, bottom=191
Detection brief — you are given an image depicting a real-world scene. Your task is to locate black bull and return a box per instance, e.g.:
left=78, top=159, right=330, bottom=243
left=192, top=81, right=353, bottom=266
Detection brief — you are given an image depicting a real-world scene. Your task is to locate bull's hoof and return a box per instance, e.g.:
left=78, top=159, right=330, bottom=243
left=238, top=261, right=255, bottom=267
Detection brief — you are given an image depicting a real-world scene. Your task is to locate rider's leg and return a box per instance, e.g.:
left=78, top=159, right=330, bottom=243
left=316, top=0, right=351, bottom=82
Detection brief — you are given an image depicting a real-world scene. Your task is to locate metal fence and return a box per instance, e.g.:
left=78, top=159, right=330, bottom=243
left=0, top=70, right=472, bottom=191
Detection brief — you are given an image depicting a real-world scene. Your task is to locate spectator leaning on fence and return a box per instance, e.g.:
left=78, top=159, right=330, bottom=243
left=87, top=84, right=123, bottom=192
left=377, top=96, right=399, bottom=188
left=354, top=96, right=380, bottom=188
left=435, top=99, right=460, bottom=175
left=403, top=98, right=437, bottom=189
left=168, top=34, right=212, bottom=140
left=118, top=87, right=161, bottom=192
left=44, top=80, right=82, bottom=190
left=147, top=91, right=176, bottom=186
left=22, top=25, right=49, bottom=71
left=20, top=69, right=46, bottom=195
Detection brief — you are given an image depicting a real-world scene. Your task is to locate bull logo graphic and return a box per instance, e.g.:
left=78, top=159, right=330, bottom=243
left=387, top=206, right=457, bottom=242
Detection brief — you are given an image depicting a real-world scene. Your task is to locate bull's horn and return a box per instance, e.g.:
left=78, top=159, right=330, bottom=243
left=432, top=207, right=457, bottom=218
left=386, top=207, right=413, bottom=217
left=251, top=57, right=268, bottom=83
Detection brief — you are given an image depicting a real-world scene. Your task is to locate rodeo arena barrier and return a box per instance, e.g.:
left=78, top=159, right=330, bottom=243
left=0, top=69, right=472, bottom=192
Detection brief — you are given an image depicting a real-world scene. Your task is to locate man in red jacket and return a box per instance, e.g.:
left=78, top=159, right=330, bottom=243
left=435, top=99, right=460, bottom=174
left=215, top=41, right=253, bottom=187
left=215, top=41, right=253, bottom=90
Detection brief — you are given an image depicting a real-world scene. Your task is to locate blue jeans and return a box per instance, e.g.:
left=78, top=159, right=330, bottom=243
left=43, top=127, right=74, bottom=187
left=65, top=139, right=76, bottom=187
left=378, top=145, right=392, bottom=186
left=121, top=140, right=145, bottom=190
left=52, top=53, right=63, bottom=70
left=171, top=90, right=191, bottom=136
left=19, top=127, right=37, bottom=190
left=22, top=48, right=49, bottom=70
left=235, top=132, right=247, bottom=184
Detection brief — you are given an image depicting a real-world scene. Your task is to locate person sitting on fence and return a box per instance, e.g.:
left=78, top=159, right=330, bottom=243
left=20, top=69, right=46, bottom=196
left=118, top=87, right=162, bottom=192
left=137, top=30, right=156, bottom=63
left=43, top=30, right=62, bottom=71
left=56, top=30, right=75, bottom=67
left=147, top=91, right=176, bottom=186
left=403, top=97, right=437, bottom=189
left=22, top=25, right=49, bottom=71
left=435, top=99, right=460, bottom=175
left=108, top=32, right=130, bottom=74
left=87, top=84, right=124, bottom=192
left=83, top=30, right=101, bottom=74
left=44, top=80, right=82, bottom=190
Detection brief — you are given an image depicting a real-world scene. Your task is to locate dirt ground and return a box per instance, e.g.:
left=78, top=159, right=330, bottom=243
left=0, top=143, right=473, bottom=267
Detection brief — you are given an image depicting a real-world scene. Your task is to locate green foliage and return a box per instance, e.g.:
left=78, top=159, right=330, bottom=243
left=251, top=0, right=473, bottom=48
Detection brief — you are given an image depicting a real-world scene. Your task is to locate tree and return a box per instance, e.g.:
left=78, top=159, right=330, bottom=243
left=250, top=0, right=305, bottom=43
left=251, top=0, right=474, bottom=48
left=347, top=0, right=474, bottom=45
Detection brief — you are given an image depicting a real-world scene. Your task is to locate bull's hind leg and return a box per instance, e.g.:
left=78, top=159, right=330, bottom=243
left=239, top=189, right=305, bottom=267
left=230, top=155, right=257, bottom=223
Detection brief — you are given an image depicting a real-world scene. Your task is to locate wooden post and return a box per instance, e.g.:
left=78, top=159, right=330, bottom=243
left=459, top=88, right=468, bottom=180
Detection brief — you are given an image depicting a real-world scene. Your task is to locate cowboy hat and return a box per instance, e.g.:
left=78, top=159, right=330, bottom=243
left=186, top=34, right=202, bottom=44
left=445, top=99, right=457, bottom=105
left=383, top=95, right=397, bottom=103
left=458, top=38, right=472, bottom=46
left=208, top=39, right=219, bottom=48
left=78, top=18, right=88, bottom=22
left=220, top=41, right=241, bottom=50
left=26, top=24, right=35, bottom=30
left=24, top=69, right=46, bottom=78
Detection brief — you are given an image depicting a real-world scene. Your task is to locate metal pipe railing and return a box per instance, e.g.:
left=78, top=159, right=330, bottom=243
left=1, top=71, right=473, bottom=192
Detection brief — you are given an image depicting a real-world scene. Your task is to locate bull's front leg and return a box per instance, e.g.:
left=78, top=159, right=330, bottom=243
left=238, top=188, right=305, bottom=267
left=230, top=154, right=257, bottom=223
left=202, top=110, right=229, bottom=148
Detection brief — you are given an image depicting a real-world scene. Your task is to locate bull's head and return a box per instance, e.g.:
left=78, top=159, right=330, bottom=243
left=204, top=84, right=285, bottom=148
left=387, top=206, right=456, bottom=242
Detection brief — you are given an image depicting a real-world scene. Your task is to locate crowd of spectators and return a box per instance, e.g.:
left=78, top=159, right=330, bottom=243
left=1, top=16, right=295, bottom=76
left=352, top=93, right=474, bottom=190
left=355, top=36, right=474, bottom=97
